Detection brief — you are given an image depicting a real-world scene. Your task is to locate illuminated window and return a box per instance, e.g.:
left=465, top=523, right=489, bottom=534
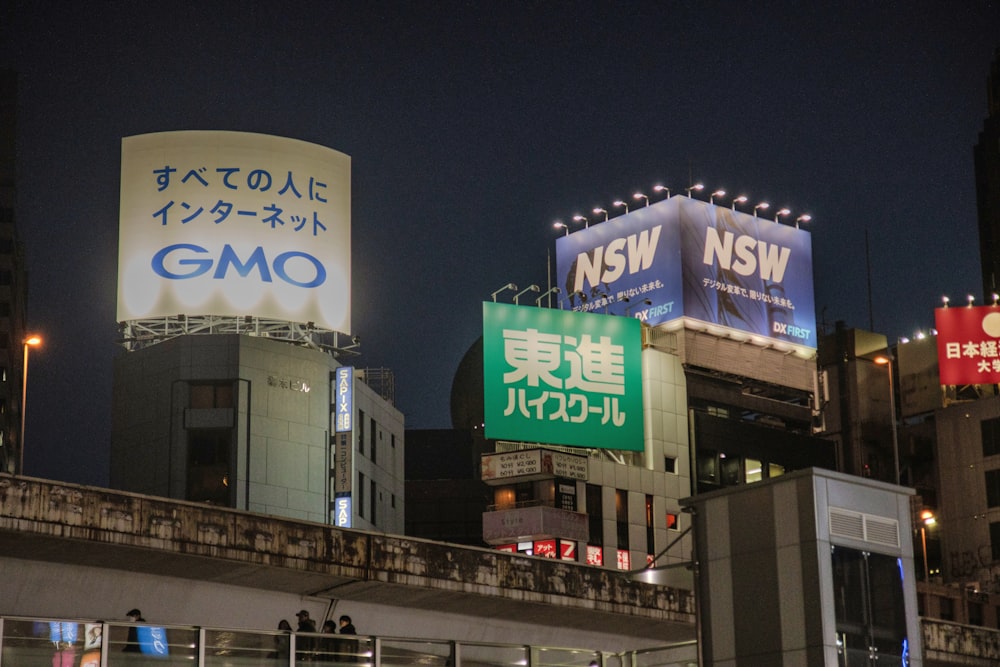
left=666, top=512, right=679, bottom=531
left=746, top=458, right=762, bottom=483
left=769, top=463, right=786, bottom=478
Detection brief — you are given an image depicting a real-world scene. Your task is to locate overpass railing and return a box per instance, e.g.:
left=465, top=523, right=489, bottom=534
left=0, top=616, right=698, bottom=667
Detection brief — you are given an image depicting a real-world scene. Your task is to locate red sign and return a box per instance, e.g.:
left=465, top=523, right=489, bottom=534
left=560, top=541, right=576, bottom=561
left=935, top=306, right=1000, bottom=384
left=534, top=539, right=557, bottom=558
left=586, top=545, right=603, bottom=566
left=617, top=549, right=631, bottom=570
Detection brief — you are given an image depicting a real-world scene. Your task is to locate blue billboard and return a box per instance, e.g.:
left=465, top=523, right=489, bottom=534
left=555, top=196, right=816, bottom=349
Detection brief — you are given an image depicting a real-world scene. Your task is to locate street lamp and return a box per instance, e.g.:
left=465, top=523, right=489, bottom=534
left=731, top=195, right=748, bottom=210
left=753, top=202, right=770, bottom=217
left=795, top=214, right=812, bottom=229
left=573, top=214, right=590, bottom=229
left=873, top=353, right=900, bottom=485
left=613, top=199, right=629, bottom=214
left=774, top=207, right=791, bottom=223
left=653, top=184, right=671, bottom=199
left=685, top=183, right=704, bottom=198
left=592, top=207, right=609, bottom=221
left=553, top=220, right=569, bottom=236
left=513, top=284, right=540, bottom=305
left=20, top=334, right=42, bottom=475
left=709, top=189, right=726, bottom=205
left=919, top=509, right=936, bottom=582
left=491, top=283, right=517, bottom=302
left=633, top=192, right=649, bottom=207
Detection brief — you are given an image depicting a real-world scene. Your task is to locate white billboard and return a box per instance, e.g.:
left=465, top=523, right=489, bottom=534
left=118, top=131, right=351, bottom=332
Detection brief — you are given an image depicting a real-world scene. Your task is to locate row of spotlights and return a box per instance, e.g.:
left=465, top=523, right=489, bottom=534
left=553, top=183, right=812, bottom=235
left=941, top=294, right=1000, bottom=306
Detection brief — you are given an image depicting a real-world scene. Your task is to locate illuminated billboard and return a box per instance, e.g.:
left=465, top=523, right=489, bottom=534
left=483, top=302, right=643, bottom=450
left=117, top=131, right=351, bottom=332
left=934, top=306, right=1000, bottom=384
left=555, top=196, right=816, bottom=349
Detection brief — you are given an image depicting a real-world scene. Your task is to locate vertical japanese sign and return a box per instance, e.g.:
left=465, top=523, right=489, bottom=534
left=483, top=302, right=643, bottom=450
left=118, top=131, right=351, bottom=332
left=334, top=367, right=353, bottom=432
left=934, top=306, right=1000, bottom=384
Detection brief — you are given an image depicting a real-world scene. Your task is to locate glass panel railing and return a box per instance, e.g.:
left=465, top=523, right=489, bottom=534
left=203, top=627, right=289, bottom=666
left=456, top=641, right=528, bottom=667
left=629, top=642, right=698, bottom=667
left=106, top=623, right=199, bottom=666
left=535, top=646, right=603, bottom=667
left=305, top=633, right=373, bottom=665
left=379, top=637, right=453, bottom=667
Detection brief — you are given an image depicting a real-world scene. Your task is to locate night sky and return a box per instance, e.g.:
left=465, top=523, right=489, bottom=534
left=2, top=1, right=998, bottom=486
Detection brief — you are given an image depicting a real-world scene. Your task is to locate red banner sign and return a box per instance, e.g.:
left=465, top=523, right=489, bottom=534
left=935, top=306, right=1000, bottom=384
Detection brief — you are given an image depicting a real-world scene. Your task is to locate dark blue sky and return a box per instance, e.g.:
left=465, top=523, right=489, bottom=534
left=2, top=1, right=998, bottom=485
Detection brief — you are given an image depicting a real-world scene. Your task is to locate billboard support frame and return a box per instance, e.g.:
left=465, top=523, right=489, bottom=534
left=118, top=315, right=359, bottom=356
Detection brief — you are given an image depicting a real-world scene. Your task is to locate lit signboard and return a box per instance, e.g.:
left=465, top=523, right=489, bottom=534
left=555, top=196, right=816, bottom=349
left=334, top=367, right=353, bottom=432
left=480, top=448, right=588, bottom=483
left=483, top=302, right=643, bottom=450
left=934, top=306, right=1000, bottom=384
left=117, top=131, right=351, bottom=332
left=333, top=494, right=352, bottom=528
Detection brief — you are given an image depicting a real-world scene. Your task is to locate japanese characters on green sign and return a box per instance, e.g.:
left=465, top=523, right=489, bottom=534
left=483, top=302, right=644, bottom=451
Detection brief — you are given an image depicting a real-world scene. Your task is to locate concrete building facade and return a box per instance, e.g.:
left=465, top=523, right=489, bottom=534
left=111, top=333, right=404, bottom=532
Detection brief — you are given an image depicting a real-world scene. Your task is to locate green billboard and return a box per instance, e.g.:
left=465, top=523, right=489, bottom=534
left=483, top=302, right=644, bottom=451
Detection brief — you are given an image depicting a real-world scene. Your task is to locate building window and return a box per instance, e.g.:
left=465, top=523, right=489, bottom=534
left=664, top=456, right=676, bottom=474
left=645, top=495, right=655, bottom=562
left=969, top=601, right=984, bottom=626
left=666, top=512, right=679, bottom=530
left=186, top=430, right=231, bottom=506
left=990, top=521, right=1000, bottom=561
left=190, top=382, right=233, bottom=408
left=984, top=417, right=1000, bottom=457
left=586, top=484, right=603, bottom=548
left=358, top=472, right=365, bottom=518
left=370, top=420, right=377, bottom=464
left=939, top=596, right=954, bottom=622
left=370, top=480, right=377, bottom=527
left=615, top=489, right=629, bottom=551
left=986, top=470, right=1000, bottom=508
left=391, top=433, right=396, bottom=449
left=358, top=410, right=365, bottom=455
left=391, top=493, right=396, bottom=509
left=0, top=271, right=11, bottom=286
left=0, top=301, right=10, bottom=317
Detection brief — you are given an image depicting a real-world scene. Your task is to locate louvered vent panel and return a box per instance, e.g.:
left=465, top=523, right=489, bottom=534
left=829, top=507, right=900, bottom=548
left=864, top=516, right=900, bottom=548
left=829, top=508, right=865, bottom=541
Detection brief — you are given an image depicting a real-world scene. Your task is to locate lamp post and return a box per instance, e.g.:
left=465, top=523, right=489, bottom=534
left=709, top=189, right=726, bottom=205
left=613, top=199, right=629, bottom=214
left=919, top=510, right=936, bottom=582
left=553, top=221, right=569, bottom=236
left=795, top=214, right=811, bottom=229
left=731, top=195, right=748, bottom=211
left=573, top=214, right=590, bottom=229
left=774, top=208, right=791, bottom=223
left=753, top=202, right=770, bottom=217
left=685, top=183, right=704, bottom=198
left=633, top=192, right=649, bottom=207
left=653, top=184, right=670, bottom=199
left=874, top=353, right=900, bottom=485
left=592, top=207, right=609, bottom=222
left=20, top=334, right=42, bottom=475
